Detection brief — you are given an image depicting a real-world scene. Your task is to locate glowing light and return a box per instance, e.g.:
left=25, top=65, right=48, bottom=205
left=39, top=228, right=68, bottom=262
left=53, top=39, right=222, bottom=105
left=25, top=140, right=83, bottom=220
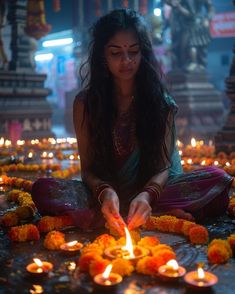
left=154, top=8, right=162, bottom=16
left=35, top=53, right=54, bottom=61
left=166, top=259, right=179, bottom=271
left=197, top=267, right=205, bottom=279
left=42, top=38, right=73, bottom=47
left=102, top=264, right=113, bottom=279
left=122, top=227, right=135, bottom=259
left=191, top=138, right=196, bottom=147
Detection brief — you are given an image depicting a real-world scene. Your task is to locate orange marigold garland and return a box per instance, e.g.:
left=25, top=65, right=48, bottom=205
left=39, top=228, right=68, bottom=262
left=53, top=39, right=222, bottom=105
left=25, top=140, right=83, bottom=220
left=37, top=215, right=73, bottom=232
left=188, top=225, right=209, bottom=244
left=207, top=239, right=232, bottom=264
left=89, top=258, right=110, bottom=277
left=137, top=236, right=160, bottom=249
left=111, top=258, right=134, bottom=276
left=2, top=211, right=19, bottom=227
left=8, top=224, right=40, bottom=242
left=144, top=215, right=208, bottom=245
left=43, top=230, right=65, bottom=250
left=228, top=234, right=235, bottom=256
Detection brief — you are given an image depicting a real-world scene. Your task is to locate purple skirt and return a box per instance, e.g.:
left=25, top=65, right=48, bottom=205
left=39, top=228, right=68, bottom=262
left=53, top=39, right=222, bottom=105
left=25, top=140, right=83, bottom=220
left=31, top=166, right=233, bottom=229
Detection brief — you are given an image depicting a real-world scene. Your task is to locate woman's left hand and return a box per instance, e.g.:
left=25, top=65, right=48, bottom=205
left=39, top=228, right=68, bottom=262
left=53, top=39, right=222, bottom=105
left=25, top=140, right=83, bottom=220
left=127, top=192, right=152, bottom=231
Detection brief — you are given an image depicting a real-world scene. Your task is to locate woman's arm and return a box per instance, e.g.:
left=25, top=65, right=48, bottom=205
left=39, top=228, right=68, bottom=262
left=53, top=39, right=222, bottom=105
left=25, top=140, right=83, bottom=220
left=73, top=95, right=125, bottom=234
left=127, top=109, right=175, bottom=230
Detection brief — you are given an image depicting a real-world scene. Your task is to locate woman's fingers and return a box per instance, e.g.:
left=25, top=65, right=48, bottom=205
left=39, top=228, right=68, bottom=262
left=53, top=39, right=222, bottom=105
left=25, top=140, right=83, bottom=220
left=127, top=201, right=151, bottom=230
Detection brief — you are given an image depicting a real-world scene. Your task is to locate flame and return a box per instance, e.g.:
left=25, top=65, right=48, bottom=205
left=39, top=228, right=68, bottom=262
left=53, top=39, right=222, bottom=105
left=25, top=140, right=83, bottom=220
left=33, top=258, right=43, bottom=267
left=68, top=262, right=76, bottom=271
left=48, top=152, right=54, bottom=158
left=214, top=160, right=219, bottom=166
left=191, top=138, right=196, bottom=147
left=226, top=162, right=231, bottom=167
left=69, top=155, right=75, bottom=160
left=122, top=227, right=135, bottom=259
left=102, top=264, right=112, bottom=279
left=67, top=240, right=78, bottom=247
left=28, top=152, right=33, bottom=158
left=187, top=158, right=192, bottom=164
left=197, top=267, right=205, bottom=279
left=30, top=284, right=44, bottom=294
left=201, top=160, right=206, bottom=166
left=166, top=259, right=179, bottom=270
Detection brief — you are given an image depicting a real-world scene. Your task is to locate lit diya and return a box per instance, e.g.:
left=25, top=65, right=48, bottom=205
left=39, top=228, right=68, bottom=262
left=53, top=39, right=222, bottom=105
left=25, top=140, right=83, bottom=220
left=26, top=258, right=53, bottom=277
left=158, top=259, right=186, bottom=281
left=105, top=227, right=149, bottom=261
left=94, top=264, right=122, bottom=288
left=60, top=240, right=83, bottom=256
left=184, top=266, right=218, bottom=288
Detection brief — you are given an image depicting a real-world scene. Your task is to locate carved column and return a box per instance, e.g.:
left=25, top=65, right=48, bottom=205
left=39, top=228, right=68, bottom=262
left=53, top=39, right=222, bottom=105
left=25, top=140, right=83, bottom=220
left=214, top=47, right=235, bottom=153
left=0, top=0, right=54, bottom=141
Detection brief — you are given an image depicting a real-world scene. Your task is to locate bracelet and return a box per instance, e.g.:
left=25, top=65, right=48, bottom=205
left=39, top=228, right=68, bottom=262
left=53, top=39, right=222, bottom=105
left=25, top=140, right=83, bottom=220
left=143, top=182, right=163, bottom=203
left=95, top=183, right=113, bottom=205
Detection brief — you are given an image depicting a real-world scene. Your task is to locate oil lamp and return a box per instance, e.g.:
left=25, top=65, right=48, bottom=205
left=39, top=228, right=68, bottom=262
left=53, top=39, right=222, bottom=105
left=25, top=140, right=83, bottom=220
left=158, top=259, right=186, bottom=281
left=26, top=258, right=53, bottom=277
left=60, top=240, right=83, bottom=256
left=184, top=266, right=218, bottom=288
left=94, top=264, right=122, bottom=288
left=105, top=227, right=149, bottom=261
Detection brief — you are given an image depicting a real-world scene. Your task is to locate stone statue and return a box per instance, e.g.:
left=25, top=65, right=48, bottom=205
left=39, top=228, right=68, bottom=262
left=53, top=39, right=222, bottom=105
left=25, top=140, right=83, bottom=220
left=164, top=0, right=214, bottom=72
left=0, top=0, right=8, bottom=69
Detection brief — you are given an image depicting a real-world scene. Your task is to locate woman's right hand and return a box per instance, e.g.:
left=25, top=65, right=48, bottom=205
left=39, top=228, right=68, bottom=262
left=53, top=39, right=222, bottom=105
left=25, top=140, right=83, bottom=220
left=101, top=189, right=125, bottom=235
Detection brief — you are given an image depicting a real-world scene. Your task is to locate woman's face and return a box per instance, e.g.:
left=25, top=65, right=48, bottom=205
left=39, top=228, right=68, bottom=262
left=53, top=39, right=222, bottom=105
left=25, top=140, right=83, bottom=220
left=104, top=30, right=141, bottom=82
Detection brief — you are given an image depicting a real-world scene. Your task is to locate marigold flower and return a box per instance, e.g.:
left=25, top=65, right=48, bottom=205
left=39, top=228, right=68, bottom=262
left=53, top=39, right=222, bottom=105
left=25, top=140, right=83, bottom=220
left=43, top=230, right=65, bottom=250
left=153, top=249, right=176, bottom=265
left=112, top=258, right=134, bottom=276
left=93, top=234, right=116, bottom=249
left=8, top=224, right=40, bottom=242
left=208, top=244, right=230, bottom=264
left=89, top=258, right=110, bottom=277
left=37, top=215, right=73, bottom=232
left=188, top=225, right=209, bottom=244
left=151, top=244, right=173, bottom=256
left=228, top=234, right=235, bottom=256
left=136, top=256, right=164, bottom=275
left=2, top=211, right=19, bottom=227
left=78, top=252, right=102, bottom=272
left=82, top=243, right=104, bottom=256
left=209, top=239, right=232, bottom=257
left=137, top=236, right=160, bottom=249
left=181, top=221, right=197, bottom=236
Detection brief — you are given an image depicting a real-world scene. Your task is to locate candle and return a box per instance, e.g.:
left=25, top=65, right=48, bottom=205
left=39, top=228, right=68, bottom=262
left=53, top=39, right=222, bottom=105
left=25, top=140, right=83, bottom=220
left=94, top=264, right=122, bottom=288
left=105, top=227, right=149, bottom=261
left=60, top=240, right=83, bottom=256
left=26, top=258, right=53, bottom=277
left=158, top=259, right=186, bottom=280
left=184, top=267, right=218, bottom=288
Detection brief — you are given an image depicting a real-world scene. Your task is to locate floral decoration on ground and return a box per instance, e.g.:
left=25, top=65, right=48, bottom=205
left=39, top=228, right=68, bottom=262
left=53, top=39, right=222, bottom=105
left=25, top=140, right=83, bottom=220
left=143, top=215, right=208, bottom=245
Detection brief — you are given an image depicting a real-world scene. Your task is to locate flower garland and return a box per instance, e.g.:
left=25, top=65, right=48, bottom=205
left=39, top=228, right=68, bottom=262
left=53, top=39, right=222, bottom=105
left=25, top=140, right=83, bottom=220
left=207, top=238, right=233, bottom=264
left=228, top=193, right=235, bottom=217
left=78, top=233, right=176, bottom=277
left=0, top=163, right=61, bottom=173
left=0, top=175, right=33, bottom=192
left=37, top=215, right=73, bottom=232
left=51, top=164, right=80, bottom=179
left=2, top=189, right=37, bottom=227
left=8, top=224, right=40, bottom=242
left=44, top=230, right=65, bottom=250
left=143, top=215, right=209, bottom=245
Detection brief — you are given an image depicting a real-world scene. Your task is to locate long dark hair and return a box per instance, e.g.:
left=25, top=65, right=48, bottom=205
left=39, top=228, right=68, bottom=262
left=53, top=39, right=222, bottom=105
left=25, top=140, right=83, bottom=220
left=79, top=8, right=172, bottom=185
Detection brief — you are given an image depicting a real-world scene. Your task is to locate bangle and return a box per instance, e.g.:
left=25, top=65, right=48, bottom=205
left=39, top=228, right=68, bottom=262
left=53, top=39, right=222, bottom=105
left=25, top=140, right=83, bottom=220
left=95, top=183, right=113, bottom=204
left=143, top=182, right=163, bottom=203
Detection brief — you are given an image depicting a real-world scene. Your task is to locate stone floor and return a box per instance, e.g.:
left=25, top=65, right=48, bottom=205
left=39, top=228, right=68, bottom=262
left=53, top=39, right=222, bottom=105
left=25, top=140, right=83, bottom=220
left=0, top=190, right=235, bottom=293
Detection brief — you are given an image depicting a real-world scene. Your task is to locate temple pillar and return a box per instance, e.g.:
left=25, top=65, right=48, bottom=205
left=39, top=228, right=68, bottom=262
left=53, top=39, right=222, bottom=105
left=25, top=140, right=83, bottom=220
left=0, top=0, right=54, bottom=141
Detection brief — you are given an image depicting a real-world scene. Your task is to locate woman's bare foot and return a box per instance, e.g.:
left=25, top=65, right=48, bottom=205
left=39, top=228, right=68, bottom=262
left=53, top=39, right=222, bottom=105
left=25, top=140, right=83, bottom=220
left=159, top=208, right=194, bottom=221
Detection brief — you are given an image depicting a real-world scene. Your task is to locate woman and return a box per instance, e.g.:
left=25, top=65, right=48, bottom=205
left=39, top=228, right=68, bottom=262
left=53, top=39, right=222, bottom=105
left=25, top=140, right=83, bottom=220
left=32, top=9, right=232, bottom=235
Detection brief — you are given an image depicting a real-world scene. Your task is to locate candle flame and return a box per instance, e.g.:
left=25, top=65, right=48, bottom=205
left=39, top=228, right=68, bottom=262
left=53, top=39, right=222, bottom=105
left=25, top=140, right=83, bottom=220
left=33, top=258, right=43, bottom=267
left=67, top=240, right=78, bottom=247
left=48, top=152, right=54, bottom=158
left=187, top=159, right=192, bottom=164
left=68, top=261, right=76, bottom=271
left=201, top=160, right=206, bottom=166
left=102, top=264, right=112, bottom=279
left=30, top=284, right=44, bottom=294
left=214, top=160, right=219, bottom=166
left=197, top=267, right=205, bottom=279
left=166, top=259, right=179, bottom=270
left=191, top=138, right=196, bottom=147
left=69, top=155, right=74, bottom=160
left=226, top=162, right=231, bottom=167
left=28, top=152, right=33, bottom=158
left=122, top=227, right=135, bottom=258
